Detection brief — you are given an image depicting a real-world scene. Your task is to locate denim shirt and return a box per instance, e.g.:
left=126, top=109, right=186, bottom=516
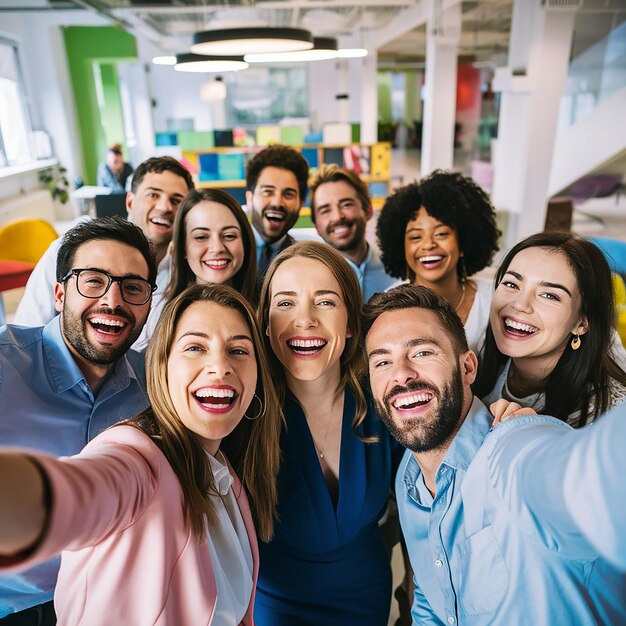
left=396, top=397, right=626, bottom=625
left=0, top=317, right=149, bottom=616
left=344, top=243, right=395, bottom=302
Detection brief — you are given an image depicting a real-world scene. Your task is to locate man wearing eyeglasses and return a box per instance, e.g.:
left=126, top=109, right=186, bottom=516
left=0, top=217, right=156, bottom=625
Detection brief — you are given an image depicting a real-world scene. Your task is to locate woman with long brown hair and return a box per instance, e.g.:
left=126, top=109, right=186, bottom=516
left=0, top=283, right=281, bottom=625
left=254, top=241, right=401, bottom=625
left=134, top=188, right=257, bottom=350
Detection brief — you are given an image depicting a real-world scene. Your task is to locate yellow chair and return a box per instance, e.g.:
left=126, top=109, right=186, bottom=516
left=0, top=218, right=58, bottom=324
left=612, top=273, right=626, bottom=347
left=0, top=217, right=58, bottom=264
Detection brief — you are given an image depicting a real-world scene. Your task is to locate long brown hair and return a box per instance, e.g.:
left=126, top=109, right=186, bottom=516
left=165, top=188, right=257, bottom=304
left=258, top=241, right=373, bottom=441
left=128, top=283, right=282, bottom=541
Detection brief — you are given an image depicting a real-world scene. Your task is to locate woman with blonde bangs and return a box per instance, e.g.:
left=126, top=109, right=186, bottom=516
left=254, top=241, right=401, bottom=626
left=0, top=283, right=282, bottom=625
left=134, top=188, right=257, bottom=350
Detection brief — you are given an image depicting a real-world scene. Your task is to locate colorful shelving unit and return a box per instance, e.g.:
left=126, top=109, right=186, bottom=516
left=156, top=129, right=392, bottom=216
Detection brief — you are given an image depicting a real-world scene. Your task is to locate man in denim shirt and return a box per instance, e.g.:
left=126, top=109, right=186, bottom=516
left=364, top=284, right=626, bottom=625
left=0, top=217, right=156, bottom=625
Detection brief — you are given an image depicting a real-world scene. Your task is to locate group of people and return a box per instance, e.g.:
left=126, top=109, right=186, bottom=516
left=1, top=145, right=625, bottom=626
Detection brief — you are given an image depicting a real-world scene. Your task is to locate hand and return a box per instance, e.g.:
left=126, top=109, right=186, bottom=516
left=490, top=399, right=536, bottom=426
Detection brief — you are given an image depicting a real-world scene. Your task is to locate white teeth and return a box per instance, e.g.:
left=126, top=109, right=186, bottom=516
left=195, top=388, right=235, bottom=399
left=419, top=255, right=443, bottom=263
left=151, top=217, right=172, bottom=227
left=265, top=211, right=285, bottom=220
left=205, top=259, right=228, bottom=267
left=504, top=318, right=538, bottom=333
left=90, top=318, right=125, bottom=327
left=393, top=393, right=432, bottom=408
left=288, top=339, right=326, bottom=348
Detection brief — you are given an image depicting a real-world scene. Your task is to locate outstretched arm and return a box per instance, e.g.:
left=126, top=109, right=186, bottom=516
left=489, top=404, right=626, bottom=570
left=0, top=453, right=47, bottom=556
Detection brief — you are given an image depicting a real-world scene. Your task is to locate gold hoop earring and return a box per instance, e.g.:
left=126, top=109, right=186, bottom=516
left=245, top=394, right=265, bottom=420
left=571, top=333, right=582, bottom=350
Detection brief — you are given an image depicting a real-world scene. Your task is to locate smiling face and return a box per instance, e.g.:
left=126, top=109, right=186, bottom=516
left=126, top=170, right=190, bottom=250
left=167, top=300, right=257, bottom=455
left=54, top=239, right=151, bottom=367
left=313, top=180, right=371, bottom=254
left=247, top=166, right=302, bottom=244
left=490, top=246, right=588, bottom=372
left=404, top=207, right=461, bottom=286
left=184, top=201, right=245, bottom=287
left=367, top=307, right=476, bottom=453
left=268, top=256, right=351, bottom=386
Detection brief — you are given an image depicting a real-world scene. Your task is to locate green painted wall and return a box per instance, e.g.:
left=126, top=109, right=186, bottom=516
left=98, top=63, right=126, bottom=151
left=404, top=71, right=421, bottom=125
left=377, top=73, right=393, bottom=123
left=62, top=27, right=136, bottom=184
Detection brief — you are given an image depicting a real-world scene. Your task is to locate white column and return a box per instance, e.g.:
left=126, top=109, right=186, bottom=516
left=421, top=2, right=461, bottom=175
left=491, top=0, right=578, bottom=246
left=336, top=59, right=350, bottom=124
left=360, top=49, right=378, bottom=145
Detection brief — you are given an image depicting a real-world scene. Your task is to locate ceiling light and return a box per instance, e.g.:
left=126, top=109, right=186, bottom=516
left=337, top=48, right=368, bottom=59
left=174, top=53, right=248, bottom=73
left=200, top=77, right=227, bottom=101
left=192, top=27, right=314, bottom=56
left=152, top=55, right=176, bottom=65
left=245, top=37, right=338, bottom=64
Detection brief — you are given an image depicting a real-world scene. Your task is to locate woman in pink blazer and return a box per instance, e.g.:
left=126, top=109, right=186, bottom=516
left=0, top=283, right=282, bottom=625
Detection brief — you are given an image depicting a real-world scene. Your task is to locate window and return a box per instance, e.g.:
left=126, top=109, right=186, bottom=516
left=0, top=38, right=34, bottom=167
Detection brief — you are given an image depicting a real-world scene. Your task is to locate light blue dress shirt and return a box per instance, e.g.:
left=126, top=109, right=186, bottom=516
left=0, top=317, right=149, bottom=617
left=396, top=397, right=626, bottom=626
left=344, top=243, right=395, bottom=302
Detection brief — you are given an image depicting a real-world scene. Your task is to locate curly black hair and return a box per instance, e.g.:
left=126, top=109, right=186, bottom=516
left=245, top=145, right=310, bottom=202
left=376, top=170, right=501, bottom=280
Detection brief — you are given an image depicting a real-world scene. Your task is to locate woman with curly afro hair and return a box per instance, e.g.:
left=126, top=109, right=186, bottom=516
left=376, top=170, right=500, bottom=350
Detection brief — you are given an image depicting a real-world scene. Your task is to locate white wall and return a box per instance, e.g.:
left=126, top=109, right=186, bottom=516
left=0, top=10, right=108, bottom=187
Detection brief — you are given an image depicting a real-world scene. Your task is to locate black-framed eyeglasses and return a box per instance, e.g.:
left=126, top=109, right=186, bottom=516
left=61, top=269, right=156, bottom=305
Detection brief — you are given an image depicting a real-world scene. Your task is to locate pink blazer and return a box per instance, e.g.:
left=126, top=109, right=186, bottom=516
left=5, top=425, right=259, bottom=625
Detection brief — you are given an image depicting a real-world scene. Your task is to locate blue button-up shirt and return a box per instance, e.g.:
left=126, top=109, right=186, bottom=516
left=0, top=317, right=149, bottom=616
left=344, top=243, right=395, bottom=302
left=396, top=397, right=626, bottom=625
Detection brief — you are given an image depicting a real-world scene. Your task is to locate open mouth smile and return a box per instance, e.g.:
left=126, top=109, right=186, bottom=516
left=503, top=317, right=539, bottom=338
left=391, top=391, right=434, bottom=412
left=286, top=337, right=328, bottom=358
left=264, top=209, right=287, bottom=226
left=150, top=215, right=173, bottom=229
left=88, top=316, right=128, bottom=336
left=192, top=386, right=238, bottom=413
left=329, top=222, right=353, bottom=238
left=203, top=259, right=231, bottom=271
left=418, top=255, right=445, bottom=269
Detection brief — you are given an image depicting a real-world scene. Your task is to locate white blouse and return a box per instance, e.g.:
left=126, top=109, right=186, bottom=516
left=205, top=451, right=254, bottom=626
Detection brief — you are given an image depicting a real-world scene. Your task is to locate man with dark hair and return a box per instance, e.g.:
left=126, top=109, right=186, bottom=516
left=310, top=165, right=394, bottom=300
left=0, top=217, right=155, bottom=624
left=14, top=156, right=193, bottom=327
left=364, top=284, right=626, bottom=625
left=96, top=144, right=134, bottom=193
left=245, top=145, right=309, bottom=278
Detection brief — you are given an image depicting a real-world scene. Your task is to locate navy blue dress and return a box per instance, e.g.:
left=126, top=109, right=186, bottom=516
left=255, top=389, right=401, bottom=625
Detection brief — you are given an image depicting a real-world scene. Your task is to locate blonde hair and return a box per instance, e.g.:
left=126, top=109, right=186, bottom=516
left=128, top=283, right=282, bottom=541
left=258, top=241, right=374, bottom=441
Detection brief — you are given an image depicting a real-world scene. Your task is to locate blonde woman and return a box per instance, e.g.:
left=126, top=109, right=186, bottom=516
left=0, top=284, right=281, bottom=625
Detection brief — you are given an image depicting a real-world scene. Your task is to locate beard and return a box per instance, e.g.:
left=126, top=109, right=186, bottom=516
left=62, top=305, right=140, bottom=366
left=374, top=364, right=464, bottom=453
left=324, top=218, right=367, bottom=254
